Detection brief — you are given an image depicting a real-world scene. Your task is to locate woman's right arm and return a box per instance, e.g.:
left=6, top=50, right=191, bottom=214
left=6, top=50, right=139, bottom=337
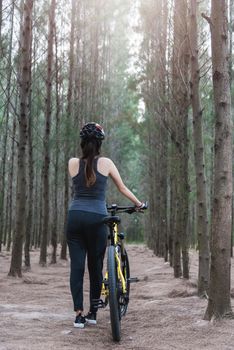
left=108, top=159, right=142, bottom=207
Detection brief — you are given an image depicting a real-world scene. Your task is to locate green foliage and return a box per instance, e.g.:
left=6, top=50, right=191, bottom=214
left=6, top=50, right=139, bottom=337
left=0, top=0, right=151, bottom=246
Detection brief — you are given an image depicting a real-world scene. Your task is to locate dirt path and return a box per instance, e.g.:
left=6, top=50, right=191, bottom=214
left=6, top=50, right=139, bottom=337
left=1, top=245, right=234, bottom=350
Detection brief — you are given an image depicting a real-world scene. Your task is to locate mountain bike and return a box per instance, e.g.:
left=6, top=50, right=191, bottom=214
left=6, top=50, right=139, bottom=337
left=92, top=203, right=147, bottom=342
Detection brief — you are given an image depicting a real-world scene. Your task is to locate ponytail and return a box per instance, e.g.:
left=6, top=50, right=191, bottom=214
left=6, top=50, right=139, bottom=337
left=81, top=138, right=101, bottom=187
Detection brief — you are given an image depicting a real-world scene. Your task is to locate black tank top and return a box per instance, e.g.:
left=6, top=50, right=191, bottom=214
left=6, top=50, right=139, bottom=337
left=69, top=158, right=108, bottom=215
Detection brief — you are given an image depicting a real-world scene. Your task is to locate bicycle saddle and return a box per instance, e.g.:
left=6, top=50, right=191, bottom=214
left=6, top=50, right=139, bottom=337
left=102, top=216, right=121, bottom=225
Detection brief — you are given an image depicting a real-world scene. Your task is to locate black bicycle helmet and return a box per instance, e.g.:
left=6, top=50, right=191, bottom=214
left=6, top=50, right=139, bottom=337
left=80, top=122, right=105, bottom=140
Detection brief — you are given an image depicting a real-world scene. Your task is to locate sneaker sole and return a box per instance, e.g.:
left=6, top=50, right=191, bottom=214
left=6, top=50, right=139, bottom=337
left=73, top=322, right=85, bottom=328
left=86, top=319, right=97, bottom=325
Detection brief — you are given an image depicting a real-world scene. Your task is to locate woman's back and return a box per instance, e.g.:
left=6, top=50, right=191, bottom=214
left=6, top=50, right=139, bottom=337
left=69, top=157, right=110, bottom=178
left=73, top=158, right=108, bottom=200
left=69, top=157, right=108, bottom=215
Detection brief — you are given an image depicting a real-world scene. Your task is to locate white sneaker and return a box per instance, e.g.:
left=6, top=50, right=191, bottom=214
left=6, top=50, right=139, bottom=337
left=73, top=314, right=86, bottom=328
left=85, top=312, right=97, bottom=325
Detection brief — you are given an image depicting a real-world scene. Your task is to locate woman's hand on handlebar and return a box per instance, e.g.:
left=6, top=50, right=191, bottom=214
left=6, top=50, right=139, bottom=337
left=135, top=201, right=148, bottom=212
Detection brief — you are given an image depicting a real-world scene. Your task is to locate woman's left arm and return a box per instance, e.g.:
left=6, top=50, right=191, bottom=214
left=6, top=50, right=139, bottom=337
left=68, top=158, right=79, bottom=177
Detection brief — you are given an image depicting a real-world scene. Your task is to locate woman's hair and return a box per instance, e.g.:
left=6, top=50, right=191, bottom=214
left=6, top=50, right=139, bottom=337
left=81, top=138, right=102, bottom=187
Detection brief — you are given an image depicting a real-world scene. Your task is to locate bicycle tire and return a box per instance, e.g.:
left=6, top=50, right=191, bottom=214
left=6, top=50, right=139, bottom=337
left=108, top=245, right=121, bottom=342
left=120, top=248, right=130, bottom=317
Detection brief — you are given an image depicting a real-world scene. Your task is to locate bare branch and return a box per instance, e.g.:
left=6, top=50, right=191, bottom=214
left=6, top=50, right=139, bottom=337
left=201, top=13, right=213, bottom=27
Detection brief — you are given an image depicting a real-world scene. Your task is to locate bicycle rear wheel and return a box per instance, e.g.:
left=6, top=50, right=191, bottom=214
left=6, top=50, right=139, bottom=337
left=107, top=245, right=121, bottom=342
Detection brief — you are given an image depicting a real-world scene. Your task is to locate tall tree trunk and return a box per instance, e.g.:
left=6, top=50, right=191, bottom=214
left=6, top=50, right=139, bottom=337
left=24, top=49, right=33, bottom=269
left=169, top=170, right=175, bottom=267
left=204, top=0, right=233, bottom=320
left=50, top=26, right=60, bottom=265
left=60, top=0, right=76, bottom=261
left=39, top=0, right=56, bottom=266
left=174, top=163, right=182, bottom=277
left=0, top=1, right=15, bottom=251
left=189, top=0, right=209, bottom=296
left=0, top=0, right=2, bottom=55
left=24, top=5, right=34, bottom=267
left=38, top=179, right=43, bottom=249
left=229, top=0, right=234, bottom=258
left=159, top=0, right=168, bottom=262
left=90, top=0, right=99, bottom=117
left=145, top=103, right=157, bottom=251
left=74, top=1, right=81, bottom=153
left=8, top=0, right=33, bottom=277
left=229, top=0, right=233, bottom=88
left=181, top=117, right=189, bottom=279
left=171, top=0, right=190, bottom=278
left=7, top=118, right=17, bottom=251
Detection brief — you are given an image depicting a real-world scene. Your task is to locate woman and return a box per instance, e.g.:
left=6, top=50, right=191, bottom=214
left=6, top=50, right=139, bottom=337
left=66, top=122, right=145, bottom=328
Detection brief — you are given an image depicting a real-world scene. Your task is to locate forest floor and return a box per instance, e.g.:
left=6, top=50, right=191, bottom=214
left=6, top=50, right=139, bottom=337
left=1, top=245, right=234, bottom=350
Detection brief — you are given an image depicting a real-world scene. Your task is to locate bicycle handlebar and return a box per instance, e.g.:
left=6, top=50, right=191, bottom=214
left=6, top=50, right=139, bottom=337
left=107, top=202, right=148, bottom=214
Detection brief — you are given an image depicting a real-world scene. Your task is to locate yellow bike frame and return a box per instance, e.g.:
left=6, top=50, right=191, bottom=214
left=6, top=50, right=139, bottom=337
left=101, top=223, right=127, bottom=296
left=113, top=223, right=127, bottom=294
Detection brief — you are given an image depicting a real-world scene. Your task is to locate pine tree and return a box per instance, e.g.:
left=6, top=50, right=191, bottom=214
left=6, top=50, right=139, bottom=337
left=204, top=0, right=233, bottom=319
left=8, top=0, right=33, bottom=277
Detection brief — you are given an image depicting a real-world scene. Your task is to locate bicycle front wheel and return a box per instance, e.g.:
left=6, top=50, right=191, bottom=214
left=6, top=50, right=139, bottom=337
left=107, top=245, right=121, bottom=342
left=120, top=248, right=130, bottom=317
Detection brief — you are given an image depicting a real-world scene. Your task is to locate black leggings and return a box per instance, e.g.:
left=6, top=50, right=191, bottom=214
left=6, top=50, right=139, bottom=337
left=66, top=210, right=107, bottom=313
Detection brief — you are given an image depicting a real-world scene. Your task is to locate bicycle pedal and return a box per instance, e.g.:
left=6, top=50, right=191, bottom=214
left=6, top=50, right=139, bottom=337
left=91, top=298, right=107, bottom=309
left=128, top=277, right=139, bottom=283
